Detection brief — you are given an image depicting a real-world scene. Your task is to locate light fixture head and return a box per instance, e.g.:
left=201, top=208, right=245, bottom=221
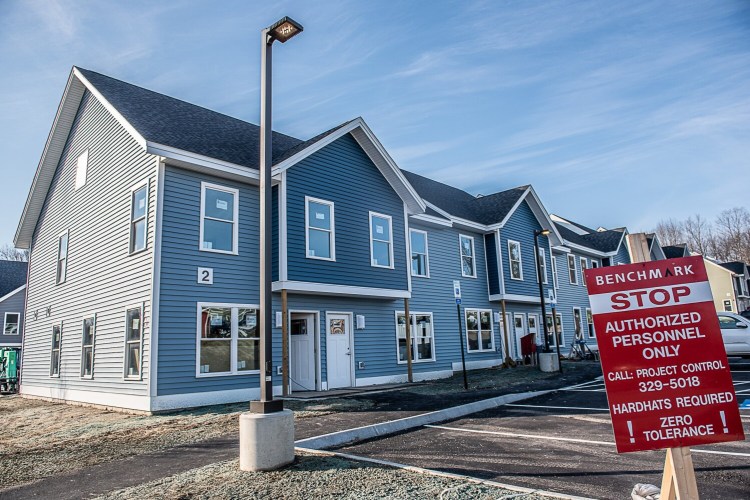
left=535, top=229, right=551, bottom=236
left=267, top=16, right=304, bottom=43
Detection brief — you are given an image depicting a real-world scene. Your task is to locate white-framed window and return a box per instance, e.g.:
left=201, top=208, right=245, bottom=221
left=551, top=254, right=559, bottom=289
left=197, top=303, right=260, bottom=376
left=460, top=235, right=476, bottom=277
left=75, top=150, right=88, bottom=190
left=535, top=247, right=548, bottom=284
left=410, top=229, right=429, bottom=277
left=370, top=211, right=394, bottom=268
left=50, top=324, right=61, bottom=377
left=508, top=240, right=523, bottom=280
left=395, top=312, right=435, bottom=363
left=56, top=230, right=69, bottom=285
left=586, top=308, right=595, bottom=338
left=579, top=257, right=588, bottom=286
left=573, top=307, right=583, bottom=340
left=567, top=254, right=578, bottom=285
left=545, top=313, right=563, bottom=347
left=305, top=196, right=335, bottom=261
left=465, top=308, right=494, bottom=352
left=130, top=181, right=148, bottom=254
left=81, top=316, right=96, bottom=378
left=3, top=312, right=20, bottom=335
left=200, top=182, right=239, bottom=254
left=590, top=259, right=599, bottom=269
left=124, top=305, right=144, bottom=379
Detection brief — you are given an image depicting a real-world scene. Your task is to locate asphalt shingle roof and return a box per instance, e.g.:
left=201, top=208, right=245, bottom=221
left=0, top=261, right=28, bottom=298
left=553, top=222, right=624, bottom=253
left=720, top=261, right=748, bottom=275
left=77, top=68, right=304, bottom=169
left=662, top=244, right=689, bottom=259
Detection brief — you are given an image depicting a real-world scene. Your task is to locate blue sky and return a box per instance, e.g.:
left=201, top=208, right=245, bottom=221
left=1, top=0, right=748, bottom=245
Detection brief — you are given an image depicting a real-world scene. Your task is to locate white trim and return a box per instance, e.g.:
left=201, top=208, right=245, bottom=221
left=355, top=370, right=453, bottom=387
left=572, top=306, right=583, bottom=340
left=0, top=343, right=22, bottom=347
left=551, top=253, right=559, bottom=289
left=75, top=149, right=88, bottom=190
left=369, top=211, right=395, bottom=269
left=563, top=240, right=617, bottom=258
left=280, top=170, right=288, bottom=281
left=128, top=178, right=150, bottom=255
left=287, top=310, right=321, bottom=392
left=79, top=314, right=96, bottom=379
left=148, top=159, right=165, bottom=398
left=56, top=229, right=69, bottom=285
left=507, top=239, right=523, bottom=281
left=2, top=311, right=20, bottom=336
left=305, top=196, right=335, bottom=261
left=410, top=213, right=452, bottom=228
left=464, top=308, right=495, bottom=353
left=567, top=253, right=578, bottom=285
left=585, top=307, right=595, bottom=339
left=579, top=256, right=588, bottom=286
left=512, top=313, right=526, bottom=359
left=50, top=322, right=62, bottom=378
left=196, top=302, right=261, bottom=378
left=151, top=386, right=284, bottom=412
left=395, top=311, right=436, bottom=364
left=146, top=142, right=259, bottom=181
left=0, top=284, right=26, bottom=304
left=495, top=229, right=505, bottom=294
left=123, top=303, right=145, bottom=380
left=489, top=293, right=541, bottom=304
left=199, top=181, right=239, bottom=255
left=324, top=311, right=355, bottom=389
left=272, top=280, right=410, bottom=299
left=451, top=358, right=501, bottom=371
left=20, top=384, right=152, bottom=412
left=409, top=228, right=430, bottom=278
left=459, top=234, right=477, bottom=278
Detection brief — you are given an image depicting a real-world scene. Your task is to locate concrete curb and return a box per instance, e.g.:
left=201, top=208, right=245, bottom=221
left=295, top=388, right=552, bottom=450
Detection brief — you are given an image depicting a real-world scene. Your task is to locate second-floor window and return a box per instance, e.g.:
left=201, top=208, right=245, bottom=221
left=3, top=312, right=19, bottom=335
left=200, top=182, right=238, bottom=254
left=75, top=150, right=88, bottom=190
left=551, top=255, right=559, bottom=289
left=535, top=247, right=547, bottom=284
left=130, top=183, right=148, bottom=253
left=56, top=231, right=69, bottom=284
left=410, top=229, right=429, bottom=277
left=460, top=235, right=476, bottom=277
left=580, top=257, right=588, bottom=286
left=370, top=212, right=394, bottom=268
left=568, top=254, right=578, bottom=285
left=305, top=196, right=335, bottom=260
left=508, top=240, right=522, bottom=280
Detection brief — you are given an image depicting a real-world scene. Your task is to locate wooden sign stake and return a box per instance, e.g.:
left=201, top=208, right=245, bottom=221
left=660, top=447, right=699, bottom=500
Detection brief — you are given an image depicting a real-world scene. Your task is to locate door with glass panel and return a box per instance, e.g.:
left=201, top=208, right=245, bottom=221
left=527, top=314, right=539, bottom=345
left=513, top=313, right=526, bottom=359
left=290, top=313, right=316, bottom=392
left=326, top=313, right=352, bottom=389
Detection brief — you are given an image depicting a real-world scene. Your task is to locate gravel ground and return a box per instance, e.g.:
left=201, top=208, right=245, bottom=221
left=96, top=453, right=550, bottom=500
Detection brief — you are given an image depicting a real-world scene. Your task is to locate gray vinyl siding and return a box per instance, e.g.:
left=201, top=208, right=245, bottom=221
left=22, top=90, right=156, bottom=395
left=0, top=288, right=25, bottom=345
left=157, top=166, right=260, bottom=396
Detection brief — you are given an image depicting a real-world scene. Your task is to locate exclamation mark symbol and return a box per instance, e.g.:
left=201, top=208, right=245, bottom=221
left=720, top=411, right=728, bottom=433
left=627, top=421, right=635, bottom=443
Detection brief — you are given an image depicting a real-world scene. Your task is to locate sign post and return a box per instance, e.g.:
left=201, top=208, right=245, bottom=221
left=585, top=256, right=744, bottom=498
left=453, top=280, right=468, bottom=390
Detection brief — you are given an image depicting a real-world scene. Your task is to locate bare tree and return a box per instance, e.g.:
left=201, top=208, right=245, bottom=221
left=683, top=214, right=713, bottom=256
left=0, top=244, right=29, bottom=262
left=654, top=218, right=685, bottom=246
left=713, top=207, right=750, bottom=262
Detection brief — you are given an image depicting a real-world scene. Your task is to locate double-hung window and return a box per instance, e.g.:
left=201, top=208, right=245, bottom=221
left=198, top=304, right=260, bottom=376
left=535, top=247, right=547, bottom=284
left=551, top=255, right=559, bottom=289
left=586, top=308, right=595, bottom=338
left=410, top=229, right=429, bottom=277
left=395, top=312, right=435, bottom=363
left=50, top=325, right=61, bottom=377
left=545, top=313, right=563, bottom=347
left=305, top=197, right=335, bottom=260
left=3, top=312, right=19, bottom=335
left=200, top=182, right=238, bottom=254
left=57, top=231, right=69, bottom=284
left=465, top=309, right=494, bottom=352
left=508, top=240, right=522, bottom=280
left=568, top=254, right=578, bottom=285
left=460, top=235, right=476, bottom=277
left=130, top=182, right=148, bottom=253
left=370, top=212, right=394, bottom=268
left=579, top=257, right=588, bottom=286
left=124, top=306, right=143, bottom=379
left=81, top=316, right=95, bottom=378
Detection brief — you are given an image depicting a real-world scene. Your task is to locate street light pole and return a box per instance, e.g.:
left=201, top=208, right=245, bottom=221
left=534, top=229, right=551, bottom=354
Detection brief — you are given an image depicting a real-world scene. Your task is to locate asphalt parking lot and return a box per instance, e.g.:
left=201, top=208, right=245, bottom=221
left=338, top=358, right=750, bottom=499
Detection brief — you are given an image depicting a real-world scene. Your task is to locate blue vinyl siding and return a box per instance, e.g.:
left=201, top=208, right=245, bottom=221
left=551, top=250, right=594, bottom=349
left=613, top=242, right=631, bottom=265
left=499, top=200, right=551, bottom=298
left=285, top=134, right=408, bottom=291
left=484, top=233, right=500, bottom=295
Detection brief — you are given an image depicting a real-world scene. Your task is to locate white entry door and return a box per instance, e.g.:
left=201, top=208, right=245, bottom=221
left=527, top=314, right=539, bottom=344
left=326, top=313, right=352, bottom=389
left=513, top=313, right=526, bottom=359
left=290, top=313, right=315, bottom=392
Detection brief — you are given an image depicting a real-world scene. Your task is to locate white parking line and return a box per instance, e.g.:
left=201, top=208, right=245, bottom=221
left=562, top=389, right=607, bottom=393
left=425, top=425, right=750, bottom=457
left=505, top=403, right=610, bottom=412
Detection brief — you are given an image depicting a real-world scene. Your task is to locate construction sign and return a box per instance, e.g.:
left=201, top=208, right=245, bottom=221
left=585, top=255, right=745, bottom=453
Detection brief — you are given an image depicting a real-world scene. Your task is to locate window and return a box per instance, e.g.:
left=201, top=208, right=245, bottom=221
left=460, top=235, right=476, bottom=277
left=551, top=255, right=559, bottom=289
left=305, top=197, right=334, bottom=260
left=370, top=212, right=393, bottom=268
left=81, top=317, right=95, bottom=378
left=545, top=313, right=563, bottom=347
left=579, top=257, right=588, bottom=286
left=410, top=229, right=429, bottom=277
left=200, top=182, right=238, bottom=254
left=50, top=325, right=61, bottom=377
left=198, top=304, right=260, bottom=376
left=586, top=308, right=595, bottom=338
left=723, top=300, right=733, bottom=312
left=75, top=150, right=88, bottom=190
left=508, top=240, right=522, bottom=280
left=3, top=312, right=19, bottom=335
left=567, top=254, right=578, bottom=285
left=573, top=307, right=583, bottom=340
left=465, top=309, right=494, bottom=352
left=396, top=312, right=435, bottom=363
left=590, top=260, right=599, bottom=269
left=130, top=182, right=148, bottom=253
left=56, top=231, right=69, bottom=284
left=535, top=247, right=547, bottom=284
left=124, top=306, right=143, bottom=379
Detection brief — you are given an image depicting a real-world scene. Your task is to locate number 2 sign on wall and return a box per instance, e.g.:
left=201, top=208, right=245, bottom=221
left=197, top=267, right=214, bottom=285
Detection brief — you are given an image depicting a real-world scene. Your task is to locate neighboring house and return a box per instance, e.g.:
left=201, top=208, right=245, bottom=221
left=704, top=259, right=739, bottom=313
left=719, top=262, right=750, bottom=313
left=662, top=244, right=690, bottom=259
left=0, top=260, right=28, bottom=351
left=627, top=232, right=667, bottom=263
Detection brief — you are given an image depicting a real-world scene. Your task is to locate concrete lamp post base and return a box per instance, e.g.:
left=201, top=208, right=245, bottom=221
left=538, top=352, right=560, bottom=373
left=239, top=409, right=295, bottom=471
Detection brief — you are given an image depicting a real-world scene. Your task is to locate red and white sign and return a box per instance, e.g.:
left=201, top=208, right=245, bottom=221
left=585, top=255, right=745, bottom=453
